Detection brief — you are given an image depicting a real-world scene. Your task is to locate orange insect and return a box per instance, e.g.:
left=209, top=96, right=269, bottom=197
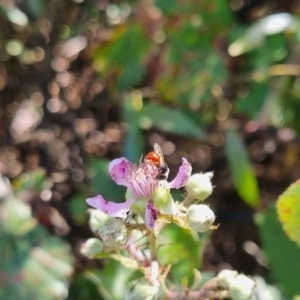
left=144, top=143, right=169, bottom=180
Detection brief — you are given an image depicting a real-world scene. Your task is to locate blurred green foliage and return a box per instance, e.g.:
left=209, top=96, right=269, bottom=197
left=1, top=0, right=300, bottom=298
left=0, top=172, right=73, bottom=300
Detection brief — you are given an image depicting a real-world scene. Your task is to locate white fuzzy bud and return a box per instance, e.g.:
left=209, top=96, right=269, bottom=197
left=89, top=209, right=111, bottom=233
left=217, top=269, right=238, bottom=288
left=99, top=218, right=129, bottom=249
left=186, top=204, right=215, bottom=232
left=229, top=274, right=256, bottom=300
left=185, top=172, right=213, bottom=201
left=125, top=278, right=160, bottom=300
left=80, top=238, right=104, bottom=257
left=153, top=182, right=177, bottom=215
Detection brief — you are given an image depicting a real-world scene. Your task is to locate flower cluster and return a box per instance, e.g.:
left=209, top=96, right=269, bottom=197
left=81, top=146, right=256, bottom=300
left=85, top=154, right=215, bottom=232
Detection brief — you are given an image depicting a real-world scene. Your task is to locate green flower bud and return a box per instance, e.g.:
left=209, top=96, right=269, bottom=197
left=125, top=278, right=160, bottom=300
left=185, top=172, right=213, bottom=201
left=186, top=204, right=215, bottom=232
left=217, top=269, right=238, bottom=288
left=89, top=209, right=111, bottom=233
left=80, top=238, right=104, bottom=257
left=229, top=274, right=256, bottom=300
left=99, top=218, right=129, bottom=249
left=153, top=182, right=177, bottom=215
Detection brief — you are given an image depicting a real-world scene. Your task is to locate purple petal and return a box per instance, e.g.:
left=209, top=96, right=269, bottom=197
left=109, top=157, right=132, bottom=186
left=86, top=195, right=135, bottom=218
left=145, top=201, right=158, bottom=229
left=169, top=158, right=192, bottom=189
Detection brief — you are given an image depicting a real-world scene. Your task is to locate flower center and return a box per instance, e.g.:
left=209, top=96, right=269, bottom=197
left=127, top=162, right=160, bottom=199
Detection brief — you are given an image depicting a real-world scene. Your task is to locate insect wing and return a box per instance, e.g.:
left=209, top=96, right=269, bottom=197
left=153, top=143, right=165, bottom=164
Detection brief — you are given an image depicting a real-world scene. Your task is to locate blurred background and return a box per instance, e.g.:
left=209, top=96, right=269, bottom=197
left=1, top=0, right=300, bottom=299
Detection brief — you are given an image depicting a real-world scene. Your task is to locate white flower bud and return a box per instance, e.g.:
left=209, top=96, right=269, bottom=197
left=89, top=209, right=111, bottom=233
left=186, top=204, right=215, bottom=232
left=217, top=269, right=238, bottom=288
left=99, top=218, right=129, bottom=249
left=185, top=172, right=213, bottom=201
left=80, top=238, right=104, bottom=257
left=153, top=182, right=178, bottom=215
left=229, top=274, right=256, bottom=300
left=125, top=278, right=160, bottom=300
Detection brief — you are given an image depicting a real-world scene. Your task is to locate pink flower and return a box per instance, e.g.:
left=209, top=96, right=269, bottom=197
left=86, top=157, right=192, bottom=228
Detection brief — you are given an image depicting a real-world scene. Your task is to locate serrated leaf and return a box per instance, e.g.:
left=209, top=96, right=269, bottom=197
left=225, top=129, right=259, bottom=207
left=138, top=103, right=207, bottom=140
left=276, top=180, right=300, bottom=246
left=256, top=206, right=300, bottom=297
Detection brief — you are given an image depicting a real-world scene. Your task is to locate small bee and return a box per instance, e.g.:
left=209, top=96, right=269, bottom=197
left=144, top=143, right=169, bottom=180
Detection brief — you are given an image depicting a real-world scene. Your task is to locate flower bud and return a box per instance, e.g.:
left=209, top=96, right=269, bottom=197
left=185, top=172, right=213, bottom=201
left=229, top=274, right=256, bottom=300
left=89, top=209, right=111, bottom=233
left=153, top=182, right=177, bottom=215
left=80, top=238, right=104, bottom=257
left=99, top=218, right=129, bottom=249
left=125, top=278, right=160, bottom=300
left=186, top=204, right=215, bottom=232
left=217, top=269, right=238, bottom=288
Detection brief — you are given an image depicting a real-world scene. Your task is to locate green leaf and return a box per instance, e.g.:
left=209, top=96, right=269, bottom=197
left=85, top=260, right=140, bottom=300
left=229, top=13, right=295, bottom=56
left=122, top=92, right=144, bottom=163
left=158, top=224, right=208, bottom=285
left=138, top=103, right=207, bottom=140
left=225, top=129, right=259, bottom=207
left=68, top=193, right=88, bottom=225
left=257, top=206, right=300, bottom=297
left=94, top=25, right=150, bottom=90
left=0, top=197, right=73, bottom=300
left=235, top=81, right=269, bottom=119
left=276, top=180, right=300, bottom=247
left=87, top=158, right=126, bottom=203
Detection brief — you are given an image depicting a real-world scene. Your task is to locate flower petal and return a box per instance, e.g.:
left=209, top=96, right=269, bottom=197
left=86, top=195, right=134, bottom=218
left=145, top=200, right=158, bottom=229
left=109, top=157, right=132, bottom=186
left=169, top=158, right=192, bottom=189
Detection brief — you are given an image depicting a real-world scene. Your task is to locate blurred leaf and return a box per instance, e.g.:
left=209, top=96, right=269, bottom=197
left=168, top=23, right=210, bottom=64
left=69, top=193, right=88, bottom=224
left=138, top=103, right=207, bottom=140
left=229, top=13, right=297, bottom=57
left=201, top=0, right=234, bottom=31
left=4, top=6, right=28, bottom=26
left=236, top=81, right=268, bottom=119
left=254, top=276, right=286, bottom=300
left=123, top=92, right=144, bottom=163
left=257, top=206, right=300, bottom=297
left=0, top=197, right=73, bottom=300
left=95, top=25, right=150, bottom=90
left=276, top=180, right=300, bottom=247
left=85, top=260, right=140, bottom=300
left=14, top=168, right=49, bottom=193
left=225, top=129, right=259, bottom=207
left=27, top=0, right=46, bottom=16
left=155, top=0, right=193, bottom=15
left=88, top=158, right=126, bottom=203
left=67, top=273, right=101, bottom=300
left=158, top=224, right=208, bottom=285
